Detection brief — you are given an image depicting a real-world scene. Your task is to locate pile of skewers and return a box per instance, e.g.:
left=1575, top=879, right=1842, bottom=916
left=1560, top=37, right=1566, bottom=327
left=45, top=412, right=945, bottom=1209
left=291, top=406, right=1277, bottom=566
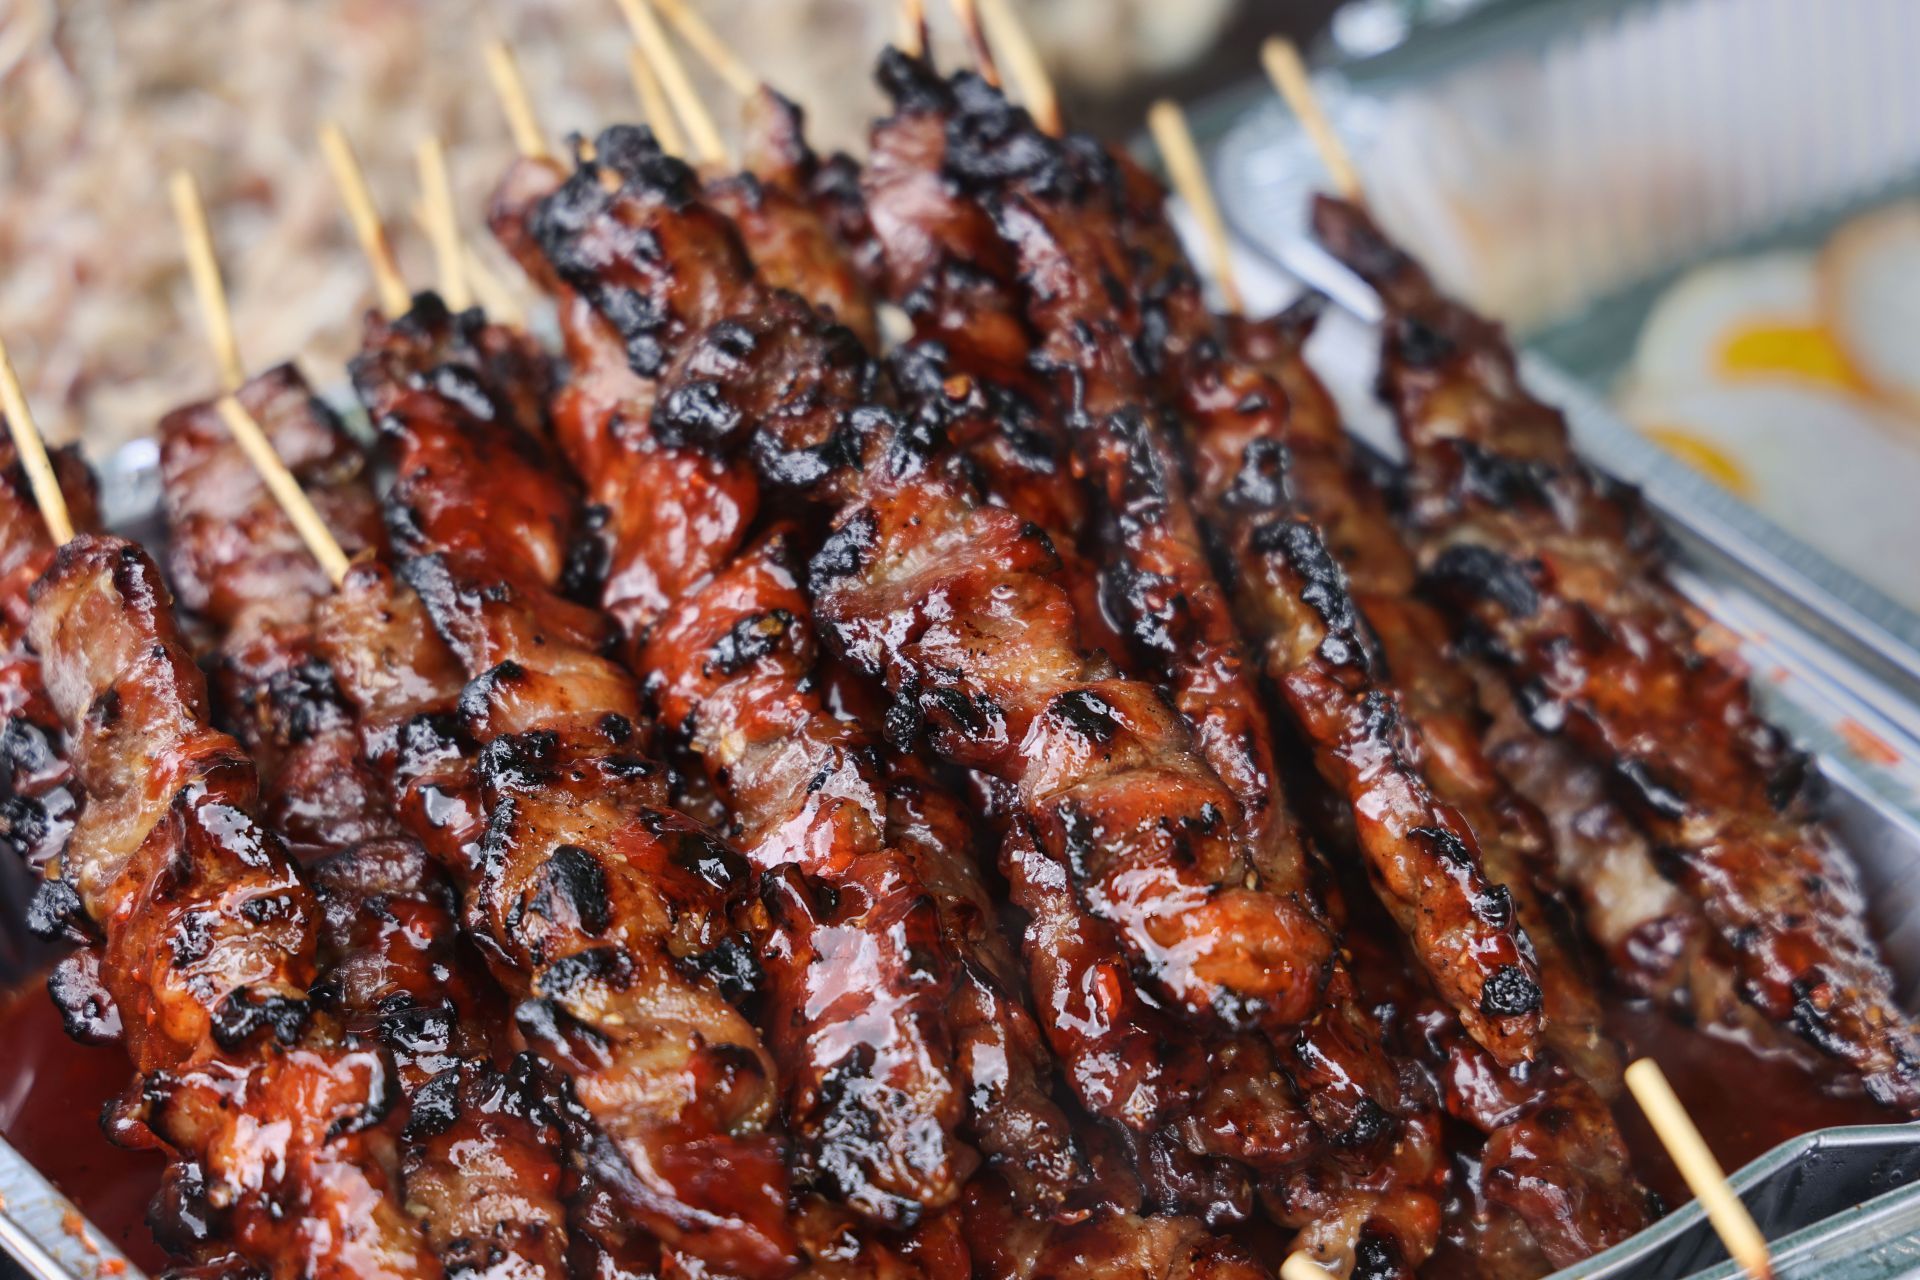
left=0, top=2, right=1908, bottom=1277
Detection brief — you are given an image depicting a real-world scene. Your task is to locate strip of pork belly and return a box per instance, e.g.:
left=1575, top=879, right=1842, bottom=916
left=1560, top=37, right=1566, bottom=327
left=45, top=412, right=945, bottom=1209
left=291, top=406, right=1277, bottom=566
left=0, top=439, right=95, bottom=879
left=157, top=368, right=573, bottom=1277
left=501, top=131, right=994, bottom=1226
left=27, top=535, right=440, bottom=1278
left=349, top=293, right=801, bottom=1278
left=1314, top=195, right=1920, bottom=1112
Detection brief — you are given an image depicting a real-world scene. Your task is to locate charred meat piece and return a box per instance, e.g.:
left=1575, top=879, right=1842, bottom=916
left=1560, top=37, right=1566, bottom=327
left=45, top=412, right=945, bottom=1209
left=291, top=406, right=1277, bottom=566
left=159, top=367, right=573, bottom=1278
left=158, top=364, right=390, bottom=860
left=521, top=122, right=1080, bottom=1222
left=353, top=294, right=800, bottom=1278
left=1315, top=195, right=1920, bottom=1112
left=0, top=438, right=94, bottom=878
left=28, top=535, right=439, bottom=1278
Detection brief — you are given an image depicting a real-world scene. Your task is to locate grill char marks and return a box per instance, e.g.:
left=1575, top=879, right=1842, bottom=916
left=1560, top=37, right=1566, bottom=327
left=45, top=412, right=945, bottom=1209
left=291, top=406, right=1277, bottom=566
left=158, top=364, right=574, bottom=1279
left=351, top=295, right=798, bottom=1278
left=959, top=90, right=1542, bottom=1073
left=0, top=438, right=94, bottom=879
left=858, top=58, right=1461, bottom=1277
left=1133, top=189, right=1652, bottom=1255
left=518, top=115, right=1079, bottom=1225
left=28, top=535, right=439, bottom=1279
left=1314, top=194, right=1920, bottom=1113
left=158, top=363, right=390, bottom=861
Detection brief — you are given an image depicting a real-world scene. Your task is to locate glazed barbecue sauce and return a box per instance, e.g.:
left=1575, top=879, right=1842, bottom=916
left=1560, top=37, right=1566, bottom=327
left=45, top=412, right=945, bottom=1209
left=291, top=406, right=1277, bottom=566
left=0, top=980, right=164, bottom=1272
left=0, top=972, right=1897, bottom=1276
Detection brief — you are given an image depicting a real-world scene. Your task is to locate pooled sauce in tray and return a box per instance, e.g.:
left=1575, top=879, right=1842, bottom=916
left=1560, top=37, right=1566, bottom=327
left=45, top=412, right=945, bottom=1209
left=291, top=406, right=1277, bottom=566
left=0, top=976, right=1900, bottom=1276
left=0, top=980, right=165, bottom=1273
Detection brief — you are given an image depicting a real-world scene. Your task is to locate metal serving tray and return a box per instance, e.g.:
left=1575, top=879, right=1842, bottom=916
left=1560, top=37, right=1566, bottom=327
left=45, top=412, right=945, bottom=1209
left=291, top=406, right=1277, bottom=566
left=6, top=87, right=1920, bottom=1280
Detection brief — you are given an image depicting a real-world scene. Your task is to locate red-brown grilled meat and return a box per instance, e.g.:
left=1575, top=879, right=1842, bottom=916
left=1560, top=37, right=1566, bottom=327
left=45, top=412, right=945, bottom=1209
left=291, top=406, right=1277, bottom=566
left=349, top=293, right=799, bottom=1278
left=513, top=130, right=993, bottom=1227
left=855, top=60, right=1445, bottom=1275
left=0, top=438, right=95, bottom=879
left=1314, top=195, right=1920, bottom=1112
left=158, top=366, right=574, bottom=1279
left=28, top=534, right=440, bottom=1279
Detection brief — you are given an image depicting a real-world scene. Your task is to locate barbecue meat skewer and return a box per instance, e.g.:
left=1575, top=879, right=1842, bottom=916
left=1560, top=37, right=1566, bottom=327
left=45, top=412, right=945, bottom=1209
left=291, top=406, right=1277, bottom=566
left=508, top=113, right=1090, bottom=1219
left=347, top=293, right=800, bottom=1278
left=27, top=530, right=441, bottom=1278
left=1314, top=196, right=1920, bottom=1112
left=0, top=439, right=94, bottom=880
left=157, top=365, right=574, bottom=1279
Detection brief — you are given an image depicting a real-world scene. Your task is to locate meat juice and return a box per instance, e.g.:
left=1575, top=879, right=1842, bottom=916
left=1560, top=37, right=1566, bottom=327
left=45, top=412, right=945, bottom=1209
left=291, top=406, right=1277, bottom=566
left=0, top=981, right=164, bottom=1273
left=0, top=973, right=1896, bottom=1275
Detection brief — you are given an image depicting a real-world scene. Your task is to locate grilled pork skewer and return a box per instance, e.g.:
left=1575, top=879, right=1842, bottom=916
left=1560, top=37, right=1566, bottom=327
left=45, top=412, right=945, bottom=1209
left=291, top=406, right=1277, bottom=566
left=517, top=77, right=1439, bottom=1276
left=156, top=365, right=574, bottom=1279
left=1314, top=196, right=1920, bottom=1113
left=1091, top=138, right=1651, bottom=1260
left=26, top=528, right=442, bottom=1278
left=499, top=105, right=1086, bottom=1218
left=345, top=293, right=800, bottom=1279
left=852, top=54, right=1452, bottom=1274
left=0, top=440, right=95, bottom=880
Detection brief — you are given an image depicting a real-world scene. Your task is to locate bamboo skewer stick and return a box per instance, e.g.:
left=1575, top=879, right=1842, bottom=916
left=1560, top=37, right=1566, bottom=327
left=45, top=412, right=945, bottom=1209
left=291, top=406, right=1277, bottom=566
left=1146, top=99, right=1244, bottom=316
left=1259, top=38, right=1363, bottom=203
left=485, top=39, right=552, bottom=162
left=415, top=136, right=473, bottom=311
left=897, top=0, right=928, bottom=58
left=613, top=0, right=728, bottom=167
left=169, top=171, right=351, bottom=585
left=948, top=0, right=1002, bottom=87
left=0, top=338, right=74, bottom=546
left=976, top=0, right=1060, bottom=135
left=460, top=244, right=526, bottom=329
left=628, top=46, right=690, bottom=158
left=647, top=0, right=757, bottom=97
left=169, top=172, right=246, bottom=389
left=1626, top=1059, right=1774, bottom=1279
left=320, top=123, right=412, bottom=319
left=1257, top=44, right=1771, bottom=1280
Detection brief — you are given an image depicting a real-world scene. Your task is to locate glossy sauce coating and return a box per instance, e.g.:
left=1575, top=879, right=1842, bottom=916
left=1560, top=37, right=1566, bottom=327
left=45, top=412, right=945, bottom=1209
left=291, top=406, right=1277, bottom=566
left=28, top=535, right=438, bottom=1278
left=1314, top=196, right=1920, bottom=1114
left=352, top=295, right=799, bottom=1278
left=157, top=366, right=573, bottom=1279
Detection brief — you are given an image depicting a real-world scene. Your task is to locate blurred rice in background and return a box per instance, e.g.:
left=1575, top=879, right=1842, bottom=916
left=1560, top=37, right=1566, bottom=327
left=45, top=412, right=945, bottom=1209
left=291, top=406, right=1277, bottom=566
left=0, top=0, right=1244, bottom=451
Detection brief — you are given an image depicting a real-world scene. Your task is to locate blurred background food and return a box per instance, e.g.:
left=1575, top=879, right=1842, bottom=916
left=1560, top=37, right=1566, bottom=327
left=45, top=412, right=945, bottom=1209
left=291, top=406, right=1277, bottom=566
left=0, top=0, right=1326, bottom=452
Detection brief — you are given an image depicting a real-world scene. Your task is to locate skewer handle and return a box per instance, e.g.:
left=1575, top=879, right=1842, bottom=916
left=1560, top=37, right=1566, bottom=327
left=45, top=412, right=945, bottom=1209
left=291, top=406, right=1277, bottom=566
left=628, top=46, right=690, bottom=158
left=1146, top=99, right=1244, bottom=316
left=649, top=0, right=758, bottom=96
left=169, top=172, right=246, bottom=390
left=415, top=136, right=473, bottom=312
left=977, top=0, right=1060, bottom=135
left=320, top=123, right=412, bottom=319
left=614, top=0, right=728, bottom=166
left=1260, top=37, right=1363, bottom=202
left=0, top=338, right=75, bottom=546
left=897, top=0, right=928, bottom=58
left=1625, top=1059, right=1774, bottom=1279
left=485, top=40, right=552, bottom=161
left=215, top=397, right=351, bottom=586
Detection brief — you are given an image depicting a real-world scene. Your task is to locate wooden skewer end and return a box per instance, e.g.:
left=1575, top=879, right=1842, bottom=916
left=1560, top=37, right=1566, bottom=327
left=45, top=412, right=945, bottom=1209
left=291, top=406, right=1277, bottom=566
left=1625, top=1059, right=1773, bottom=1280
left=1259, top=36, right=1363, bottom=203
left=0, top=336, right=75, bottom=546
